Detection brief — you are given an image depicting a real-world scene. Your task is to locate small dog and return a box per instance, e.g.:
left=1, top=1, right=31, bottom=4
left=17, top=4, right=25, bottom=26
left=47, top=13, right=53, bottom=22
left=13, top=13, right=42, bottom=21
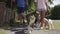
left=42, top=18, right=54, bottom=30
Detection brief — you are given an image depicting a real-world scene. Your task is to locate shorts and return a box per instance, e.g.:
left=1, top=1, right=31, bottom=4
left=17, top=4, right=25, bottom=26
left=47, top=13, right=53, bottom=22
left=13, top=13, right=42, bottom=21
left=17, top=7, right=24, bottom=14
left=37, top=8, right=47, bottom=12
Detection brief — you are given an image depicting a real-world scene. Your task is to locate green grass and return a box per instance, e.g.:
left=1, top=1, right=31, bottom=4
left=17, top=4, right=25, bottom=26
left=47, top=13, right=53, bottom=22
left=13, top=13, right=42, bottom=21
left=0, top=31, right=5, bottom=34
left=53, top=22, right=60, bottom=28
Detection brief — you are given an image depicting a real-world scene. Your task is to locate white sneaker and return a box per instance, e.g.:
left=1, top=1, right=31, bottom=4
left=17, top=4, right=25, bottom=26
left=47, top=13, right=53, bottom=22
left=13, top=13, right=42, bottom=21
left=28, top=30, right=32, bottom=34
left=40, top=27, right=44, bottom=29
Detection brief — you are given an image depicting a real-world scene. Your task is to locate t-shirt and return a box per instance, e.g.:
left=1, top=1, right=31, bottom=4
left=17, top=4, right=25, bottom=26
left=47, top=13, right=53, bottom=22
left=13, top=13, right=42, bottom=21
left=17, top=0, right=25, bottom=7
left=34, top=0, right=48, bottom=10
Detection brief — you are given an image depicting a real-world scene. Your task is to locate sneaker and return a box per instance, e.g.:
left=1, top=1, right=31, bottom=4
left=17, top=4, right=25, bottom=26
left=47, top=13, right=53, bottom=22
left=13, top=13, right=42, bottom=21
left=40, top=27, right=44, bottom=29
left=28, top=29, right=32, bottom=34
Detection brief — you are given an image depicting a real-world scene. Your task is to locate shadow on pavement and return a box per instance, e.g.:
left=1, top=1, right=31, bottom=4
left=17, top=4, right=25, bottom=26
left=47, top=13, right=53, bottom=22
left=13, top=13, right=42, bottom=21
left=10, top=24, right=28, bottom=31
left=15, top=30, right=27, bottom=34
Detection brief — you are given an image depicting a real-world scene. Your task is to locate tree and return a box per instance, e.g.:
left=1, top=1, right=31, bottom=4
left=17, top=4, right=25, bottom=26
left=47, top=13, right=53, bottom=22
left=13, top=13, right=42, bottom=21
left=50, top=5, right=60, bottom=20
left=49, top=0, right=54, bottom=4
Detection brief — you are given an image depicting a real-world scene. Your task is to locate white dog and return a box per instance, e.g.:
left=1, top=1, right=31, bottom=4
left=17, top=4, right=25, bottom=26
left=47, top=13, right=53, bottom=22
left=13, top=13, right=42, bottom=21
left=48, top=19, right=54, bottom=29
left=42, top=18, right=54, bottom=30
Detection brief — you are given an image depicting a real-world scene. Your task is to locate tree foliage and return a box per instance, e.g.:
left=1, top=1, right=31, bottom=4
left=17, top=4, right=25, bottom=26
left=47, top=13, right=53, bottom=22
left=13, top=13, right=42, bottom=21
left=50, top=5, right=60, bottom=20
left=0, top=0, right=54, bottom=14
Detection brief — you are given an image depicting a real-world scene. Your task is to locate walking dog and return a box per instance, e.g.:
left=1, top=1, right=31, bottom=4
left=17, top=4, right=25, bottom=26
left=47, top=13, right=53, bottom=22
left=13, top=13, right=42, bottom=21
left=42, top=18, right=54, bottom=30
left=25, top=11, right=54, bottom=30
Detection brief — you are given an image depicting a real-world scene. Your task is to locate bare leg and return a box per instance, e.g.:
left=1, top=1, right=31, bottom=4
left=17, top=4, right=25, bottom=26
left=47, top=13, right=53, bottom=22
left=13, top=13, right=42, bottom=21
left=18, top=13, right=24, bottom=24
left=39, top=11, right=46, bottom=27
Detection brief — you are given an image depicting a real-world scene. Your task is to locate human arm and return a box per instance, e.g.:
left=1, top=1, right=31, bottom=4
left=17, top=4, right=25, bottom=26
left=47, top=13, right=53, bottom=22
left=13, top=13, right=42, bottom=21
left=45, top=0, right=49, bottom=8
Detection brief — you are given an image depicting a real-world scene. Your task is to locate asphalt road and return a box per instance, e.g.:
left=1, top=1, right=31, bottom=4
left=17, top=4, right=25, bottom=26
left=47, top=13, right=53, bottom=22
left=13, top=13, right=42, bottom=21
left=0, top=25, right=60, bottom=34
left=0, top=20, right=60, bottom=34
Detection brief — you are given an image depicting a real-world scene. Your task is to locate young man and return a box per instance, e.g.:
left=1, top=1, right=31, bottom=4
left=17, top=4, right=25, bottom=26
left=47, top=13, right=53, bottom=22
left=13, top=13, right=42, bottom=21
left=34, top=0, right=48, bottom=29
left=17, top=0, right=25, bottom=25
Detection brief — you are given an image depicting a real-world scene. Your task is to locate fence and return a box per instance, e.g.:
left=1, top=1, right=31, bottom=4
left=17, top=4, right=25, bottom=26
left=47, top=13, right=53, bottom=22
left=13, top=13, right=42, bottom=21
left=0, top=2, right=15, bottom=26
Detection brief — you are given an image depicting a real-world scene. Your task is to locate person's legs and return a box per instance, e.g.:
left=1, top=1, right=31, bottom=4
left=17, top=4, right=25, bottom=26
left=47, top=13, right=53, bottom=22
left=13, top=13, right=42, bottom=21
left=39, top=10, right=46, bottom=28
left=17, top=7, right=25, bottom=24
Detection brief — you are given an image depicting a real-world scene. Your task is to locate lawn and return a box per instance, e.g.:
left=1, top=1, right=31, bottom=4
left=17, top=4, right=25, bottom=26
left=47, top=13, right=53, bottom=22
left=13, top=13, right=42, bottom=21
left=53, top=22, right=60, bottom=28
left=0, top=31, right=5, bottom=34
